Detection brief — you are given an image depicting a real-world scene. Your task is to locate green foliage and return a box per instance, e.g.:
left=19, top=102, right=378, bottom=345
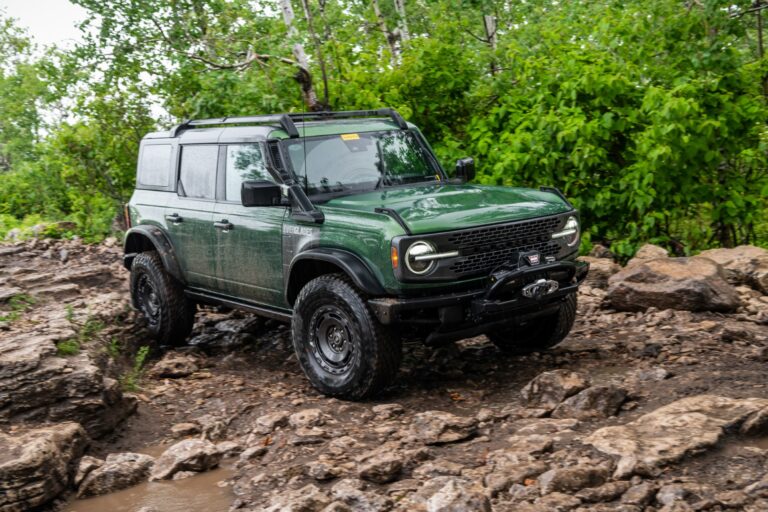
left=0, top=293, right=36, bottom=324
left=120, top=346, right=150, bottom=392
left=59, top=307, right=106, bottom=356
left=0, top=0, right=767, bottom=254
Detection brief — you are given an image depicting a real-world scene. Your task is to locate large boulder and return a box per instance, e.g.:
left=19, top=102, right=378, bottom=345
left=626, top=244, right=668, bottom=266
left=0, top=332, right=135, bottom=438
left=0, top=422, right=88, bottom=512
left=149, top=439, right=222, bottom=481
left=585, top=395, right=768, bottom=477
left=697, top=245, right=768, bottom=294
left=604, top=257, right=740, bottom=312
left=520, top=370, right=591, bottom=410
left=77, top=452, right=155, bottom=497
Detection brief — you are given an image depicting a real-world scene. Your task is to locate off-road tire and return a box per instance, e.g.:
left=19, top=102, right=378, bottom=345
left=292, top=274, right=401, bottom=400
left=130, top=251, right=195, bottom=346
left=488, top=292, right=577, bottom=355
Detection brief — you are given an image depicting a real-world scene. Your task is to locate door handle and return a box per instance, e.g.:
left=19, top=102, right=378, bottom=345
left=165, top=213, right=183, bottom=225
left=214, top=220, right=234, bottom=231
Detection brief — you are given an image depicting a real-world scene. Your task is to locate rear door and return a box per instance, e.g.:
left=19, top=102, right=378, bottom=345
left=165, top=144, right=218, bottom=289
left=213, top=143, right=287, bottom=306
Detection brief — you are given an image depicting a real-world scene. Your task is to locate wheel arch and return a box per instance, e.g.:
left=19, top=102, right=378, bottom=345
left=123, top=225, right=185, bottom=283
left=286, top=248, right=386, bottom=306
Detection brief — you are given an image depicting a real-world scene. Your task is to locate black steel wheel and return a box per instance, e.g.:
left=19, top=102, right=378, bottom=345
left=488, top=292, right=577, bottom=355
left=292, top=274, right=401, bottom=400
left=130, top=251, right=195, bottom=346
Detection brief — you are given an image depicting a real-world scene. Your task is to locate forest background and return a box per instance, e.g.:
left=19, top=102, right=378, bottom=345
left=1, top=0, right=767, bottom=260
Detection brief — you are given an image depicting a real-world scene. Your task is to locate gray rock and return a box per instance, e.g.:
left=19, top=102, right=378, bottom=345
left=426, top=478, right=491, bottom=512
left=576, top=480, right=631, bottom=503
left=307, top=461, right=341, bottom=481
left=0, top=422, right=88, bottom=511
left=605, top=257, right=740, bottom=312
left=697, top=245, right=768, bottom=293
left=586, top=395, right=768, bottom=477
left=372, top=403, right=404, bottom=420
left=264, top=483, right=331, bottom=512
left=149, top=439, right=222, bottom=480
left=170, top=422, right=200, bottom=437
left=504, top=434, right=553, bottom=455
left=77, top=452, right=155, bottom=497
left=413, top=459, right=464, bottom=479
left=331, top=478, right=393, bottom=511
left=0, top=287, right=23, bottom=302
left=656, top=484, right=689, bottom=506
left=521, top=370, right=591, bottom=410
left=551, top=385, right=627, bottom=420
left=289, top=408, right=325, bottom=428
left=0, top=332, right=135, bottom=438
left=534, top=492, right=582, bottom=511
left=358, top=452, right=403, bottom=484
left=148, top=352, right=199, bottom=378
left=621, top=481, right=658, bottom=506
left=254, top=410, right=290, bottom=434
left=410, top=411, right=477, bottom=445
left=74, top=455, right=103, bottom=487
left=537, top=464, right=609, bottom=494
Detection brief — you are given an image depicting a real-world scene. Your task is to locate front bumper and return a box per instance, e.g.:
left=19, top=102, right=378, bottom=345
left=369, top=258, right=589, bottom=345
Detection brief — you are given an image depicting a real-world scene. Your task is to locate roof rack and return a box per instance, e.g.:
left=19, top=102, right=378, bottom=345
left=168, top=108, right=408, bottom=138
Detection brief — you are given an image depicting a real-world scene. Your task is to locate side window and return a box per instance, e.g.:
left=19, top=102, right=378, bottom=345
left=138, top=144, right=171, bottom=187
left=179, top=145, right=217, bottom=199
left=225, top=144, right=272, bottom=202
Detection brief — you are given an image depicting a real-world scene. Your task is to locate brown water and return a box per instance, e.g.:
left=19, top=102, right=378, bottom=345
left=63, top=465, right=235, bottom=512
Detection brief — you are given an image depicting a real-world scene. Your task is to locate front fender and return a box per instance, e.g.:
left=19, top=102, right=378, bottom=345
left=123, top=225, right=185, bottom=283
left=287, top=248, right=387, bottom=303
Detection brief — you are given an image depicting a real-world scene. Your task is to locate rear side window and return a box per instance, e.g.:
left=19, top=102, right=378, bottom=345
left=179, top=145, right=217, bottom=199
left=138, top=144, right=171, bottom=187
left=225, top=144, right=272, bottom=202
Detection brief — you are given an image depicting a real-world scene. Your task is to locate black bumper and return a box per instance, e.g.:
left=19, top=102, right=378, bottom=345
left=369, top=259, right=589, bottom=345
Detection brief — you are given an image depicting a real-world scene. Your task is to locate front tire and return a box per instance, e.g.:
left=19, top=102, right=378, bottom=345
left=130, top=251, right=195, bottom=346
left=488, top=292, right=577, bottom=355
left=292, top=274, right=401, bottom=400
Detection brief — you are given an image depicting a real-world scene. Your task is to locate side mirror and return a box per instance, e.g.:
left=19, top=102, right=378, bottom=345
left=241, top=180, right=282, bottom=207
left=455, top=157, right=475, bottom=183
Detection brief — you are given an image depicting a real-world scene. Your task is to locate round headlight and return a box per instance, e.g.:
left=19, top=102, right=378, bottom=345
left=552, top=216, right=580, bottom=247
left=563, top=216, right=579, bottom=247
left=405, top=241, right=436, bottom=274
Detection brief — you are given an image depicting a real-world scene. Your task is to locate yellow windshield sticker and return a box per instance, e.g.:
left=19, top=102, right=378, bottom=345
left=435, top=174, right=441, bottom=181
left=341, top=133, right=360, bottom=140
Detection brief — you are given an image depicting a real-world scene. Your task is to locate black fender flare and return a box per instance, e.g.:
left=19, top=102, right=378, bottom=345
left=123, top=225, right=185, bottom=283
left=286, top=248, right=387, bottom=304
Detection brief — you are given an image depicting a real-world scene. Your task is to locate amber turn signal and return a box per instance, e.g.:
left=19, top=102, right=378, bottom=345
left=391, top=245, right=399, bottom=269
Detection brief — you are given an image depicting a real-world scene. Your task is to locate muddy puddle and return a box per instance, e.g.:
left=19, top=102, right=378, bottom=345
left=63, top=464, right=234, bottom=512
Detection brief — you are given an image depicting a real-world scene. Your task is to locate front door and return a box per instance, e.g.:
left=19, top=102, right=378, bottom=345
left=213, top=143, right=286, bottom=306
left=165, top=144, right=218, bottom=289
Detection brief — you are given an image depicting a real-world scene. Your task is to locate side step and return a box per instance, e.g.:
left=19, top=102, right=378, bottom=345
left=185, top=290, right=292, bottom=323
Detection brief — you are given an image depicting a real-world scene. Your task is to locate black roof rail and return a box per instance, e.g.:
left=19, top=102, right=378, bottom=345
left=167, top=109, right=408, bottom=137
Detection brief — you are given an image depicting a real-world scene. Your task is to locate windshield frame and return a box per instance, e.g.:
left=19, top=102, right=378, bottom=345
left=280, top=128, right=447, bottom=202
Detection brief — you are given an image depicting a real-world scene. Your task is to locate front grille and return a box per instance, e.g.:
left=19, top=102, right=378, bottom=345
left=446, top=217, right=562, bottom=276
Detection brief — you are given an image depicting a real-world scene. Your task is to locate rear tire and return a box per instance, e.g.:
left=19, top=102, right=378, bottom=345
left=130, top=251, right=195, bottom=346
left=292, top=274, right=401, bottom=400
left=488, top=292, right=577, bottom=355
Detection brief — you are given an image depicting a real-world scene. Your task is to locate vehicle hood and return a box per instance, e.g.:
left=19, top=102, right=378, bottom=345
left=322, top=184, right=573, bottom=234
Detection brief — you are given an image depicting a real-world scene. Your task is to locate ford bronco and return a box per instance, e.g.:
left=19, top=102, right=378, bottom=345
left=123, top=109, right=589, bottom=399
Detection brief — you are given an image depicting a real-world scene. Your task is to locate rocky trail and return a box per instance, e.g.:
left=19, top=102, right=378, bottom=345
left=1, top=238, right=767, bottom=512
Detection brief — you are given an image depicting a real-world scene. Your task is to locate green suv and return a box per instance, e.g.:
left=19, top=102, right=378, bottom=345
left=123, top=109, right=589, bottom=399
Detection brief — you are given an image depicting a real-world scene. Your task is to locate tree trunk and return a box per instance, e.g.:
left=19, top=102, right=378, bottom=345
left=483, top=14, right=499, bottom=75
left=300, top=0, right=330, bottom=108
left=393, top=0, right=409, bottom=42
left=372, top=0, right=399, bottom=66
left=280, top=0, right=322, bottom=110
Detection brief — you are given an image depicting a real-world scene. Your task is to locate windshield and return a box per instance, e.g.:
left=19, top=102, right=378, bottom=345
left=284, top=130, right=441, bottom=200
